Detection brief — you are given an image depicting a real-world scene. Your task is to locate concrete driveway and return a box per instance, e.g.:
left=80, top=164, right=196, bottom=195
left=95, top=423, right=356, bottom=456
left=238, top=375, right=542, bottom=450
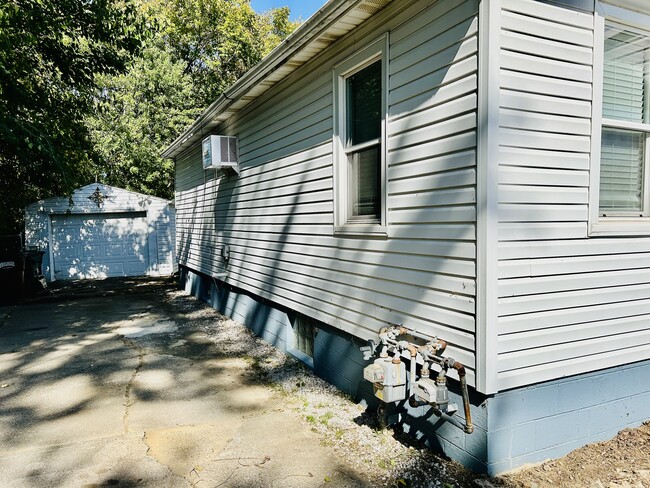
left=0, top=278, right=369, bottom=488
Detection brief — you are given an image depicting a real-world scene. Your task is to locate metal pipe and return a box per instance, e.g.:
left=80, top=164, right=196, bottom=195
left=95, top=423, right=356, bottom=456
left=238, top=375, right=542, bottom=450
left=421, top=361, right=430, bottom=378
left=370, top=325, right=474, bottom=434
left=430, top=406, right=468, bottom=432
left=406, top=344, right=417, bottom=398
left=452, top=361, right=474, bottom=434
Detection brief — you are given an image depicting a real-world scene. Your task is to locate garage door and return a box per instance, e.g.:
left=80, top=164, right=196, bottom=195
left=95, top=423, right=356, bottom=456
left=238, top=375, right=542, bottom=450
left=52, top=213, right=150, bottom=280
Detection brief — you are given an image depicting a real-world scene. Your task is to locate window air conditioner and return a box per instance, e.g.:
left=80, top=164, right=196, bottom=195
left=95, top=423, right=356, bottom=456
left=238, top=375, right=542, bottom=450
left=202, top=135, right=239, bottom=174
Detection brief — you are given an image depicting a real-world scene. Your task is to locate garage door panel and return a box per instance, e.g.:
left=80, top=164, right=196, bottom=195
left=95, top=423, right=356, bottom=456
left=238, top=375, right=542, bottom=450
left=52, top=213, right=150, bottom=280
left=106, top=243, right=124, bottom=257
left=83, top=244, right=102, bottom=257
left=127, top=261, right=147, bottom=274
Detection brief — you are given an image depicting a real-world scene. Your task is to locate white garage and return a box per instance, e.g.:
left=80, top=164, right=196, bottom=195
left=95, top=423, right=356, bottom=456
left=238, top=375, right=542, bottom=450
left=25, top=184, right=176, bottom=281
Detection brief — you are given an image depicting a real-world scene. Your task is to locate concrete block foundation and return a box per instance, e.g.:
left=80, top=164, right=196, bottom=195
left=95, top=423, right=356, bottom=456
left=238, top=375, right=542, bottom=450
left=180, top=266, right=650, bottom=475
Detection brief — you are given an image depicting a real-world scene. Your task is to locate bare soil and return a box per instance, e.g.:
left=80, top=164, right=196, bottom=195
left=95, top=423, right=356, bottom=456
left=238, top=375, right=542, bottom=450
left=495, top=422, right=650, bottom=488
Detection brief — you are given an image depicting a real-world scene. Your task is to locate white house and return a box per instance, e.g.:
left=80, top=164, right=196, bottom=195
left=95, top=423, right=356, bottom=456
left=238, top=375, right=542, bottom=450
left=25, top=184, right=176, bottom=281
left=164, top=0, right=650, bottom=474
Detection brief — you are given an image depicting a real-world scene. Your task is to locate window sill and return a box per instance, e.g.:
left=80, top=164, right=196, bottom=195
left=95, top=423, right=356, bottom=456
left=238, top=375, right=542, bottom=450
left=590, top=218, right=650, bottom=236
left=334, top=223, right=387, bottom=237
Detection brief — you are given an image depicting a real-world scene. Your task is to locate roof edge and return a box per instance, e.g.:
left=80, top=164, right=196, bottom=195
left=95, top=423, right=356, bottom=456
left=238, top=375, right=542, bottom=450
left=162, top=0, right=359, bottom=159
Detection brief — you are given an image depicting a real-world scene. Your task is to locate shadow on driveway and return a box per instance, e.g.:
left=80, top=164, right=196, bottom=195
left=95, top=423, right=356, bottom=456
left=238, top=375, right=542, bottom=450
left=0, top=277, right=369, bottom=488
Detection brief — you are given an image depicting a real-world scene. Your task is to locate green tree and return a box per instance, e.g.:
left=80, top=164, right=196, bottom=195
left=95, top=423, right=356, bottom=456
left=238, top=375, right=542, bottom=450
left=0, top=0, right=148, bottom=234
left=87, top=0, right=299, bottom=198
left=87, top=42, right=199, bottom=199
left=155, top=0, right=299, bottom=106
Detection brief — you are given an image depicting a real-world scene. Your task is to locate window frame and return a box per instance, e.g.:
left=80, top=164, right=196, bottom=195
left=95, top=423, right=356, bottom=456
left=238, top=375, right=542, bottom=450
left=590, top=2, right=650, bottom=235
left=287, top=315, right=316, bottom=368
left=333, top=35, right=388, bottom=236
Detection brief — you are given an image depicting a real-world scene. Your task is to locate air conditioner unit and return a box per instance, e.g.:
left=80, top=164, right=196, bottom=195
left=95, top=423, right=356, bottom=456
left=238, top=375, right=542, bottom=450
left=202, top=135, right=239, bottom=174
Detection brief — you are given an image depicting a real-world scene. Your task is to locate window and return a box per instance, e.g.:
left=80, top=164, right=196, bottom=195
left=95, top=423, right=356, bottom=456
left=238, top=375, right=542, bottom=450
left=287, top=315, right=316, bottom=368
left=294, top=317, right=315, bottom=358
left=600, top=22, right=650, bottom=216
left=333, top=36, right=387, bottom=235
left=591, top=5, right=650, bottom=235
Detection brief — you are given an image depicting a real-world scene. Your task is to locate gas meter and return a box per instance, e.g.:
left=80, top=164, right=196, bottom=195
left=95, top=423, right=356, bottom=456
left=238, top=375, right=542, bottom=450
left=363, top=357, right=407, bottom=403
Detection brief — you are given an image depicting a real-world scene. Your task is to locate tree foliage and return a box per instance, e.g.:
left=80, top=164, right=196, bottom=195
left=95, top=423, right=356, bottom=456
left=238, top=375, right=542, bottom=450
left=0, top=0, right=299, bottom=233
left=87, top=0, right=299, bottom=200
left=156, top=0, right=298, bottom=106
left=0, top=0, right=147, bottom=233
left=86, top=42, right=199, bottom=199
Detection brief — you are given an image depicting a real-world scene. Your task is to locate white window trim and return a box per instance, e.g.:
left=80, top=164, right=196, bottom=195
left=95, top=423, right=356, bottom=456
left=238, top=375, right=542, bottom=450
left=333, top=34, right=388, bottom=237
left=589, top=3, right=650, bottom=236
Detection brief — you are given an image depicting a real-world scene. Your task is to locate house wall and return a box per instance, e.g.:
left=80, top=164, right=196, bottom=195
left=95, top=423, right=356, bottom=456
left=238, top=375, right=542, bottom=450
left=24, top=184, right=176, bottom=280
left=172, top=0, right=650, bottom=474
left=175, top=0, right=480, bottom=383
left=495, top=0, right=650, bottom=391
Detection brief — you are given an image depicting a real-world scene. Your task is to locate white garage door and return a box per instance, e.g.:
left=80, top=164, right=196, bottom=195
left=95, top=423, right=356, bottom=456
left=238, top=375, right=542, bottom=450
left=52, top=213, right=150, bottom=280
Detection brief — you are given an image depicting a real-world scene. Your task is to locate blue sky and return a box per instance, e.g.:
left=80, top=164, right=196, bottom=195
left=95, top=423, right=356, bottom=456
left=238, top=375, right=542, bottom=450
left=250, top=0, right=326, bottom=21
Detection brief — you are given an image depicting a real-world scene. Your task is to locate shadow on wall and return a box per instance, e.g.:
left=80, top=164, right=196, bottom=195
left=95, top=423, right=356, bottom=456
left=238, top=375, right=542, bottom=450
left=174, top=0, right=484, bottom=460
left=176, top=7, right=478, bottom=366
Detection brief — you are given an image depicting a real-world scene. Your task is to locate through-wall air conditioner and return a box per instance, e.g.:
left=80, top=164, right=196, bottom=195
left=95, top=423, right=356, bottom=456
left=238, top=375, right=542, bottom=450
left=202, top=135, right=239, bottom=174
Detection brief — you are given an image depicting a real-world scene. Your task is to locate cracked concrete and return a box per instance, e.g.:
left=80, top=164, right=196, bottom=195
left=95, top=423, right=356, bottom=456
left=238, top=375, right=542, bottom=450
left=119, top=337, right=147, bottom=435
left=0, top=278, right=370, bottom=488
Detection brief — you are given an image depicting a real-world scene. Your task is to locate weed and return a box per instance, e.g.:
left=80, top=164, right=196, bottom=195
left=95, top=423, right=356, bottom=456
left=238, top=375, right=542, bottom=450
left=319, top=411, right=334, bottom=425
left=396, top=479, right=412, bottom=487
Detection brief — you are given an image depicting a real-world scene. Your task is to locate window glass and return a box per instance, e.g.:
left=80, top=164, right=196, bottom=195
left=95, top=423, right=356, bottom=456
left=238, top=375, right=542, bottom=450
left=603, top=25, right=649, bottom=124
left=347, top=61, right=382, bottom=146
left=294, top=317, right=314, bottom=358
left=600, top=22, right=650, bottom=216
left=345, top=60, right=382, bottom=221
left=348, top=146, right=380, bottom=219
left=600, top=128, right=645, bottom=212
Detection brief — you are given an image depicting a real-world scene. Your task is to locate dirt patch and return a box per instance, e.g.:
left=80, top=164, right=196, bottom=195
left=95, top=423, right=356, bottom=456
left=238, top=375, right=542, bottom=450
left=496, top=422, right=650, bottom=488
left=144, top=423, right=242, bottom=482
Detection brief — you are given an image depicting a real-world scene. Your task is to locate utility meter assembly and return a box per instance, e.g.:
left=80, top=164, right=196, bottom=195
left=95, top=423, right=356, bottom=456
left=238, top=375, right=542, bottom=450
left=362, top=324, right=474, bottom=434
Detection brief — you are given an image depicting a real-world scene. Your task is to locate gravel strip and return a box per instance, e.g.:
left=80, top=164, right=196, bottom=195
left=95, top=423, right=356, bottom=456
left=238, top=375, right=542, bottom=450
left=160, top=287, right=487, bottom=488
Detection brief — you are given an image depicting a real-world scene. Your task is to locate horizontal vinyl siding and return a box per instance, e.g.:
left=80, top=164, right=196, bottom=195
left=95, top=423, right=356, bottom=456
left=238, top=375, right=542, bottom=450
left=496, top=0, right=650, bottom=390
left=175, top=0, right=479, bottom=380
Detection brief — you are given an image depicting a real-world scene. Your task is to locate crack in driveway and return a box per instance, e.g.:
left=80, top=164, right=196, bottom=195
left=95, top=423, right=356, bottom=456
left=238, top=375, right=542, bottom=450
left=120, top=336, right=147, bottom=435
